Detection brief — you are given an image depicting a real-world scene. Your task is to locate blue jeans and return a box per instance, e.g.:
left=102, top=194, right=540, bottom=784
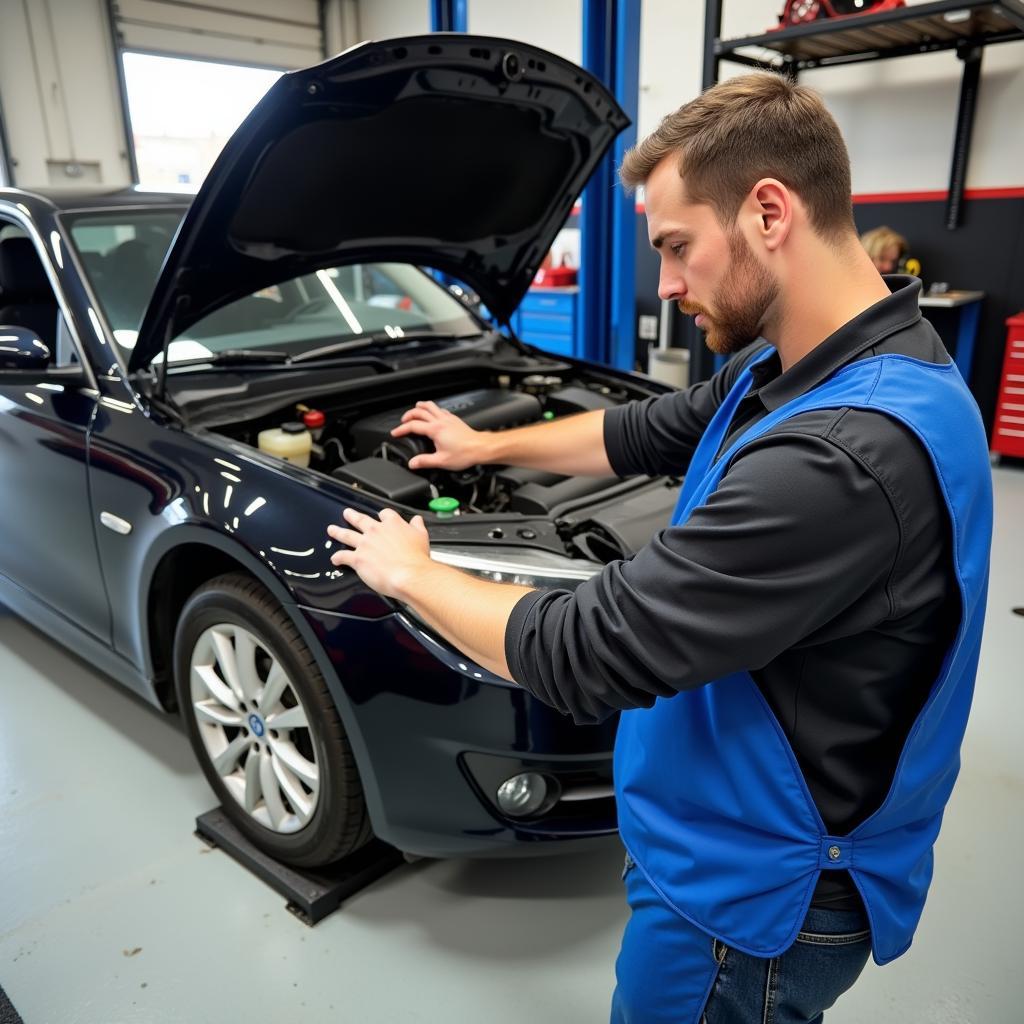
left=612, top=855, right=871, bottom=1024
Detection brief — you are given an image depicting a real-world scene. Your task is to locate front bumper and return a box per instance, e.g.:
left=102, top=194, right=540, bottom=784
left=302, top=606, right=618, bottom=857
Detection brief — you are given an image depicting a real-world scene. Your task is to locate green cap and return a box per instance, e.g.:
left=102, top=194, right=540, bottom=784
left=429, top=496, right=460, bottom=517
left=543, top=411, right=555, bottom=420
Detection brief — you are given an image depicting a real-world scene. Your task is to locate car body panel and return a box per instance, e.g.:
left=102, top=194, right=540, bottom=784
left=0, top=374, right=111, bottom=640
left=301, top=607, right=617, bottom=857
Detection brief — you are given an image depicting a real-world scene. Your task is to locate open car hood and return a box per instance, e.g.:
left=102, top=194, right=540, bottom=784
left=128, top=34, right=628, bottom=372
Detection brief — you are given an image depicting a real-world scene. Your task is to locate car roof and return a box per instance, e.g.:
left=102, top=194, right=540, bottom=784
left=0, top=186, right=192, bottom=213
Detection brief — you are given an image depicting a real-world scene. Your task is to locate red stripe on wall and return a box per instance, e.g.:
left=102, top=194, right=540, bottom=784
left=852, top=187, right=1024, bottom=203
left=623, top=187, right=1024, bottom=216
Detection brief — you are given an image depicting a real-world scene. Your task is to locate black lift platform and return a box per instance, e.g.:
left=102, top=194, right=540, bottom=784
left=195, top=807, right=406, bottom=925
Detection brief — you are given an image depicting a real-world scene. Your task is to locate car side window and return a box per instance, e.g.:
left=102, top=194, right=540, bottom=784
left=0, top=220, right=64, bottom=364
left=54, top=312, right=79, bottom=367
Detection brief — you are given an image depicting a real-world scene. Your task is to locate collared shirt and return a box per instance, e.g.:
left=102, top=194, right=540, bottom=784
left=504, top=277, right=960, bottom=909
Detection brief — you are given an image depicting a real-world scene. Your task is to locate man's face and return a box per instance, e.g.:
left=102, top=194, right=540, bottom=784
left=645, top=156, right=779, bottom=355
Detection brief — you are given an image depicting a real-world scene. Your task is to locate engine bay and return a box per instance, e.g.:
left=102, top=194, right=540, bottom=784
left=209, top=361, right=682, bottom=563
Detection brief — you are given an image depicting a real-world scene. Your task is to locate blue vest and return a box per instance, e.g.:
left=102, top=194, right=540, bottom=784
left=614, top=350, right=992, bottom=965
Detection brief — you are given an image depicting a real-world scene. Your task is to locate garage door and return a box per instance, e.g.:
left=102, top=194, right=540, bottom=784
left=110, top=0, right=324, bottom=70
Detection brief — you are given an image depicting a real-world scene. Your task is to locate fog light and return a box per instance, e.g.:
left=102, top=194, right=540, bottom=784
left=496, top=772, right=549, bottom=818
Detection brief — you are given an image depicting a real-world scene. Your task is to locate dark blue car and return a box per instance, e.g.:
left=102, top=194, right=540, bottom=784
left=0, top=35, right=678, bottom=867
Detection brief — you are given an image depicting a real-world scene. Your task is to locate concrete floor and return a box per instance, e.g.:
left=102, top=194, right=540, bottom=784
left=1, top=465, right=1021, bottom=1024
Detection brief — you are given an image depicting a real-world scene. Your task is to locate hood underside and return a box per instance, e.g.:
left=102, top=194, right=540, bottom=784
left=129, top=35, right=628, bottom=372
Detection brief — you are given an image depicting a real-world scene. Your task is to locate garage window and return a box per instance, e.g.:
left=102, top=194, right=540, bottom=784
left=122, top=52, right=282, bottom=191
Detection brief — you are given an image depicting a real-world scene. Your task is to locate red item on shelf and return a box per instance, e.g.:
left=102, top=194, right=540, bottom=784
left=771, top=0, right=904, bottom=32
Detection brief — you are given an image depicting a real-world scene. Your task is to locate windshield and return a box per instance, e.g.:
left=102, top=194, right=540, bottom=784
left=64, top=208, right=482, bottom=365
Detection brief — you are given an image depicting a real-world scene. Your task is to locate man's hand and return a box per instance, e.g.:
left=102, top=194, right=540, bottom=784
left=327, top=507, right=431, bottom=599
left=327, top=506, right=529, bottom=681
left=390, top=400, right=488, bottom=471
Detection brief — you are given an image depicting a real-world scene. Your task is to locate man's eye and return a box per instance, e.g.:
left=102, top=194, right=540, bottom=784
left=671, top=242, right=686, bottom=257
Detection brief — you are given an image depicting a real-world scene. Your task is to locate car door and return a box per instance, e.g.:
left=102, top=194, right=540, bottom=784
left=0, top=216, right=111, bottom=642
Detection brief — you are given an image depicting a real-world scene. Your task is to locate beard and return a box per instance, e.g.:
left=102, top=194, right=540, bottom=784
left=679, top=230, right=780, bottom=356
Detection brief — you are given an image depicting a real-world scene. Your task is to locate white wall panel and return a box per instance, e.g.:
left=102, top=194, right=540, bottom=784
left=323, top=0, right=361, bottom=57
left=356, top=0, right=429, bottom=41
left=638, top=0, right=705, bottom=144
left=467, top=0, right=582, bottom=66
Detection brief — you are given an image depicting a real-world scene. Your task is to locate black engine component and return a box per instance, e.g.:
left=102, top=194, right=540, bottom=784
left=570, top=484, right=681, bottom=560
left=331, top=457, right=433, bottom=505
left=510, top=475, right=613, bottom=515
left=544, top=386, right=620, bottom=416
left=349, top=388, right=543, bottom=462
left=494, top=466, right=565, bottom=490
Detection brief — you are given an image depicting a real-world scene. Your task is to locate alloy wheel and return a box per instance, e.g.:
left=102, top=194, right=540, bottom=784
left=189, top=623, right=319, bottom=833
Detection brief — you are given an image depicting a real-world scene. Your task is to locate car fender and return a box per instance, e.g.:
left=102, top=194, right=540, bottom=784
left=136, top=522, right=387, bottom=833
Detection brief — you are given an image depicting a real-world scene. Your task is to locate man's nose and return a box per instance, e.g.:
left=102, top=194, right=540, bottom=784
left=658, top=267, right=684, bottom=302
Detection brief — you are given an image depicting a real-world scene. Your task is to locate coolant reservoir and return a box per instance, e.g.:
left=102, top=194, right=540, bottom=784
left=257, top=421, right=312, bottom=467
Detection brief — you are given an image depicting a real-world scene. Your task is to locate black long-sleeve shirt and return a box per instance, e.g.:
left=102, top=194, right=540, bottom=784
left=504, top=277, right=960, bottom=909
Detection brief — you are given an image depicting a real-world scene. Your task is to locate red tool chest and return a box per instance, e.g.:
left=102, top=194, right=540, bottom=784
left=991, top=313, right=1024, bottom=458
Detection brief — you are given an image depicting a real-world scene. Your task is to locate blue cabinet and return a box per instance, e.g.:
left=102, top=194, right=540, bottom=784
left=511, top=287, right=578, bottom=358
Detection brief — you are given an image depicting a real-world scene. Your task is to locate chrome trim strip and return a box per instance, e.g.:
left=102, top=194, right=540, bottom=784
left=558, top=784, right=615, bottom=803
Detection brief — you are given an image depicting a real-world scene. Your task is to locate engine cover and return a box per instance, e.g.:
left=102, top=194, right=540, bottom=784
left=349, top=388, right=542, bottom=461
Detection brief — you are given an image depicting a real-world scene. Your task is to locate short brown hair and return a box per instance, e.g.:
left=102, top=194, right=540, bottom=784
left=620, top=73, right=856, bottom=242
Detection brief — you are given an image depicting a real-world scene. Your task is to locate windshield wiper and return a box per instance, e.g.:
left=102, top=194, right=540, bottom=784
left=291, top=331, right=483, bottom=365
left=208, top=348, right=292, bottom=366
left=162, top=348, right=293, bottom=370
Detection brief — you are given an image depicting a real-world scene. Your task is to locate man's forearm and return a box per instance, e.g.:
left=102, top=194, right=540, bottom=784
left=480, top=409, right=616, bottom=477
left=394, top=561, right=535, bottom=680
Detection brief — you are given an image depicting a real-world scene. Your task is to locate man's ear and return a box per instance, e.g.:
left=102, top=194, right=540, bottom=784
left=748, top=178, right=792, bottom=252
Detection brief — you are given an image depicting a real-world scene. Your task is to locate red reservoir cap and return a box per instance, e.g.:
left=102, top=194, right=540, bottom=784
left=303, top=409, right=326, bottom=429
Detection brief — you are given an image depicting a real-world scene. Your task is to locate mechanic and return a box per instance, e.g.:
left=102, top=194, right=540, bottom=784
left=327, top=72, right=992, bottom=1024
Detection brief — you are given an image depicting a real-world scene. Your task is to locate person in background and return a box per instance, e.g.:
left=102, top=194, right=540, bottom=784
left=860, top=224, right=908, bottom=274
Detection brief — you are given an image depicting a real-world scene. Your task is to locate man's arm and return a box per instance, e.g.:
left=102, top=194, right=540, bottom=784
left=391, top=401, right=615, bottom=477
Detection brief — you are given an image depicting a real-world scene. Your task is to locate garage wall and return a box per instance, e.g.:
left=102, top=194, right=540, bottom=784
left=467, top=1, right=581, bottom=65
left=7, top=2, right=1019, bottom=195
left=355, top=1, right=581, bottom=65
left=0, top=0, right=131, bottom=188
left=0, top=0, right=369, bottom=191
left=357, top=0, right=429, bottom=40
left=323, top=0, right=361, bottom=57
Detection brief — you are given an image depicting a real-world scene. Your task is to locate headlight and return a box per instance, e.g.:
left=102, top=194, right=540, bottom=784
left=429, top=545, right=602, bottom=590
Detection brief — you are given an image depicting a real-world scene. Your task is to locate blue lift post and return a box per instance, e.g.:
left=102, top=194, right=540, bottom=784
left=579, top=0, right=641, bottom=370
left=429, top=0, right=468, bottom=33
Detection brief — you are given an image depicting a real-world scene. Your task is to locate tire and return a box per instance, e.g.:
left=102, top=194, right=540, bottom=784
left=174, top=572, right=371, bottom=867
